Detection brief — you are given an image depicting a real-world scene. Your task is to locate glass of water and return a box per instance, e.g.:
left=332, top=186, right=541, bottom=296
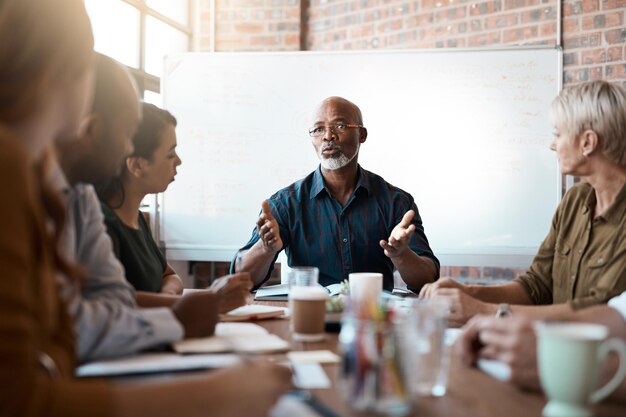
left=406, top=298, right=450, bottom=397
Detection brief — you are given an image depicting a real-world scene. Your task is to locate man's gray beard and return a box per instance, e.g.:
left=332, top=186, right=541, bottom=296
left=319, top=145, right=359, bottom=170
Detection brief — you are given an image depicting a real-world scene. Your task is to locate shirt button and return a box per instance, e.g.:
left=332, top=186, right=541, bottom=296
left=571, top=274, right=575, bottom=280
left=598, top=257, right=604, bottom=263
left=342, top=238, right=348, bottom=243
left=578, top=249, right=582, bottom=254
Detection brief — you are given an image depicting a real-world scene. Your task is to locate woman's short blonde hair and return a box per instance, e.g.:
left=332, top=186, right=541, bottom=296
left=550, top=80, right=626, bottom=167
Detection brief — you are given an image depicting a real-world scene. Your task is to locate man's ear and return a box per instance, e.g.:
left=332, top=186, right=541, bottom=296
left=580, top=129, right=599, bottom=157
left=360, top=127, right=368, bottom=144
left=126, top=156, right=145, bottom=179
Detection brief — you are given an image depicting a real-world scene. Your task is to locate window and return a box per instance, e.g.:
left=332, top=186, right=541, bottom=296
left=84, top=0, right=192, bottom=99
left=84, top=0, right=192, bottom=234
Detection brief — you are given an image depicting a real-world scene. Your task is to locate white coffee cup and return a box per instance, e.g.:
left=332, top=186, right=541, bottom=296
left=348, top=272, right=383, bottom=306
left=537, top=322, right=626, bottom=417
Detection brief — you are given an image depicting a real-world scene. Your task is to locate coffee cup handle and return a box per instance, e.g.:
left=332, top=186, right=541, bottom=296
left=590, top=338, right=626, bottom=404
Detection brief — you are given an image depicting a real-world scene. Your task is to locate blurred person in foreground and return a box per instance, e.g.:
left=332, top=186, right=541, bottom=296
left=0, top=1, right=290, bottom=416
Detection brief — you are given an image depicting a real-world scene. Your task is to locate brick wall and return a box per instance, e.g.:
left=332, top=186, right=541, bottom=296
left=197, top=0, right=301, bottom=51
left=198, top=1, right=626, bottom=84
left=307, top=0, right=558, bottom=49
left=562, top=0, right=625, bottom=85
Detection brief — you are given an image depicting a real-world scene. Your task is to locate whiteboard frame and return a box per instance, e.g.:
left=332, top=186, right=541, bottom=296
left=160, top=46, right=563, bottom=268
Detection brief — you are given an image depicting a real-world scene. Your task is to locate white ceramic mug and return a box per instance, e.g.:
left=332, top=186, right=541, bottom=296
left=537, top=322, right=626, bottom=417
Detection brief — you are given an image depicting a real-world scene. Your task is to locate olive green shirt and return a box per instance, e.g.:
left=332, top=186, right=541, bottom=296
left=514, top=182, right=626, bottom=310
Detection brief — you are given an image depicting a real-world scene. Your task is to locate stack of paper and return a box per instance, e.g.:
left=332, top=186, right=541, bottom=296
left=220, top=304, right=287, bottom=322
left=254, top=283, right=344, bottom=301
left=76, top=353, right=240, bottom=377
left=174, top=322, right=290, bottom=354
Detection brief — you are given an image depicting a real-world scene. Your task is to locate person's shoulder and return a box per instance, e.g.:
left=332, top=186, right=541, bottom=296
left=71, top=183, right=99, bottom=205
left=100, top=202, right=121, bottom=225
left=361, top=167, right=414, bottom=201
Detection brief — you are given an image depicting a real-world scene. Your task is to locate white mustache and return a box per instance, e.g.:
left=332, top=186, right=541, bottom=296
left=322, top=144, right=342, bottom=152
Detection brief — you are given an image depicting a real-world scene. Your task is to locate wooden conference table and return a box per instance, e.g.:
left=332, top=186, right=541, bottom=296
left=255, top=301, right=626, bottom=417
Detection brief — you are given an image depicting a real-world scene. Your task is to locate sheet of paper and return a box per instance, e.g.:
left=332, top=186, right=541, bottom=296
left=287, top=350, right=340, bottom=364
left=292, top=363, right=331, bottom=389
left=173, top=322, right=289, bottom=354
left=221, top=304, right=288, bottom=321
left=255, top=283, right=290, bottom=298
left=270, top=394, right=324, bottom=417
left=215, top=322, right=269, bottom=335
left=76, top=353, right=239, bottom=377
left=477, top=359, right=512, bottom=382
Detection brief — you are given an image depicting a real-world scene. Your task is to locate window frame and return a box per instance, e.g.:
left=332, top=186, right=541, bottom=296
left=119, top=0, right=194, bottom=97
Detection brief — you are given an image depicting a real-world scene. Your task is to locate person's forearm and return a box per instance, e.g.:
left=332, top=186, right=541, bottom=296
left=113, top=372, right=231, bottom=417
left=393, top=251, right=437, bottom=290
left=161, top=274, right=183, bottom=295
left=136, top=291, right=179, bottom=308
left=466, top=281, right=534, bottom=305
left=572, top=305, right=626, bottom=339
left=506, top=302, right=575, bottom=320
left=238, top=241, right=279, bottom=286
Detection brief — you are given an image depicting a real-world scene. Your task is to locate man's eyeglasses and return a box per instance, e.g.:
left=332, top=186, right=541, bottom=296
left=308, top=123, right=363, bottom=138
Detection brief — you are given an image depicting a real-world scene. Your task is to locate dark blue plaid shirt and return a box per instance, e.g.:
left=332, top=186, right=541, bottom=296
left=235, top=165, right=439, bottom=292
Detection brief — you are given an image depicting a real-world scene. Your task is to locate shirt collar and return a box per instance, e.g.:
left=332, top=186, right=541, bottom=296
left=309, top=164, right=371, bottom=200
left=602, top=182, right=626, bottom=225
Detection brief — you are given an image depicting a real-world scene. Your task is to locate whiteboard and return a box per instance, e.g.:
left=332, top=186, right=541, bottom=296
left=161, top=47, right=562, bottom=267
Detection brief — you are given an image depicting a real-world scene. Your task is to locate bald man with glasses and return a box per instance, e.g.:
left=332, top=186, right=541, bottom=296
left=233, top=96, right=439, bottom=293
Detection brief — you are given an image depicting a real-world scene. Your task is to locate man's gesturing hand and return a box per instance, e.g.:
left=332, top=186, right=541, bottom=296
left=380, top=209, right=416, bottom=258
left=256, top=200, right=283, bottom=253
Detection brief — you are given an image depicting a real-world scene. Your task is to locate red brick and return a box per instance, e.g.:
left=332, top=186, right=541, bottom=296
left=563, top=17, right=580, bottom=33
left=582, top=12, right=624, bottom=30
left=521, top=7, right=556, bottom=24
left=582, top=0, right=601, bottom=12
left=563, top=51, right=579, bottom=66
left=504, top=0, right=540, bottom=10
left=485, top=12, right=519, bottom=29
left=605, top=63, right=626, bottom=79
left=433, top=5, right=468, bottom=20
left=284, top=33, right=300, bottom=46
left=468, top=31, right=502, bottom=46
left=601, top=0, right=626, bottom=9
left=540, top=22, right=557, bottom=37
left=422, top=0, right=453, bottom=7
left=250, top=35, right=279, bottom=46
left=563, top=32, right=602, bottom=49
left=563, top=1, right=600, bottom=16
left=411, top=12, right=435, bottom=27
left=215, top=37, right=246, bottom=51
left=285, top=8, right=300, bottom=19
left=503, top=25, right=539, bottom=43
left=469, top=1, right=503, bottom=16
left=604, top=28, right=626, bottom=44
left=563, top=66, right=603, bottom=83
left=581, top=47, right=623, bottom=64
left=234, top=22, right=265, bottom=33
